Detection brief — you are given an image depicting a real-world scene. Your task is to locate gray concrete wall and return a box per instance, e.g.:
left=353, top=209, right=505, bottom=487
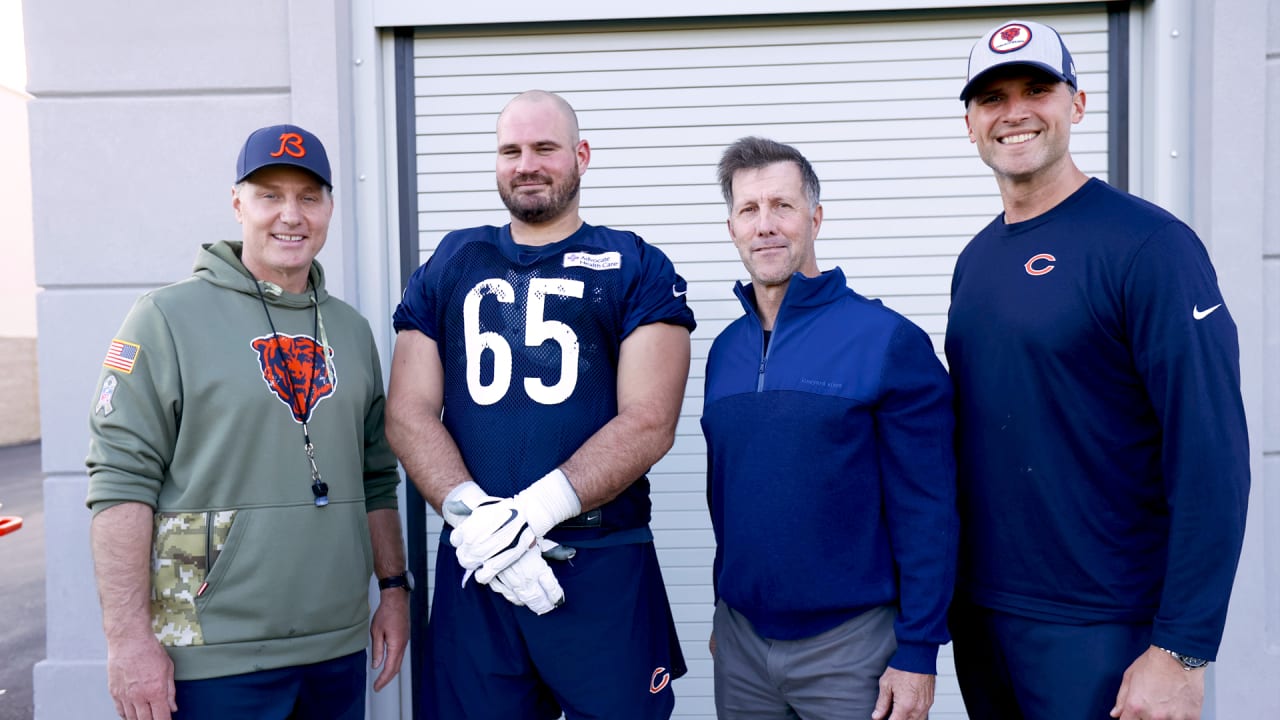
left=1188, top=0, right=1280, bottom=716
left=23, top=2, right=356, bottom=717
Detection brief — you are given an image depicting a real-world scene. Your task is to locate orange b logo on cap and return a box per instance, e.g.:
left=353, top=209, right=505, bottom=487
left=270, top=132, right=307, bottom=159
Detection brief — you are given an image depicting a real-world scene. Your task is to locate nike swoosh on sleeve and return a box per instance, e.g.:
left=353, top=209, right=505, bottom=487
left=1192, top=303, right=1222, bottom=320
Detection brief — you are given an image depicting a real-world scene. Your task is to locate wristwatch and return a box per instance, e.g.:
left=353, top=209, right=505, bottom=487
left=1158, top=647, right=1209, bottom=670
left=378, top=572, right=414, bottom=593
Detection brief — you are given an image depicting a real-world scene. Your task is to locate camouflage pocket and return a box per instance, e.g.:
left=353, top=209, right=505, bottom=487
left=150, top=510, right=236, bottom=647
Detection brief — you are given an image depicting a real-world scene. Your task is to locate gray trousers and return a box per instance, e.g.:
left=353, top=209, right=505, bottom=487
left=712, top=600, right=897, bottom=720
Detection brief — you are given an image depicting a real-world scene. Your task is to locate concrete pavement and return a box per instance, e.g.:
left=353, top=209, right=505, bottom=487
left=0, top=441, right=44, bottom=720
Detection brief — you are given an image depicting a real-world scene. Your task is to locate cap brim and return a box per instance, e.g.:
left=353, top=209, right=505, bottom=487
left=960, top=62, right=1074, bottom=102
left=236, top=161, right=333, bottom=189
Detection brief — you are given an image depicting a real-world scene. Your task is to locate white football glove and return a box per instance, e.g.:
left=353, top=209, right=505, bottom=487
left=441, top=481, right=497, bottom=528
left=443, top=481, right=517, bottom=586
left=443, top=481, right=575, bottom=614
left=450, top=469, right=581, bottom=584
left=487, top=540, right=567, bottom=615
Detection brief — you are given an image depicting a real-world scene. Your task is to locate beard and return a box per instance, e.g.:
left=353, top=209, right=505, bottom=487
left=498, top=169, right=581, bottom=224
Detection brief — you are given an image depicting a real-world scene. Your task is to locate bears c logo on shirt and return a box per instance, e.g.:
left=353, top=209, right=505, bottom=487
left=1025, top=253, right=1056, bottom=276
left=252, top=333, right=335, bottom=423
left=649, top=666, right=671, bottom=694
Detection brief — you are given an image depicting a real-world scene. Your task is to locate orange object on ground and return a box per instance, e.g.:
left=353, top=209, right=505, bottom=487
left=0, top=515, right=22, bottom=536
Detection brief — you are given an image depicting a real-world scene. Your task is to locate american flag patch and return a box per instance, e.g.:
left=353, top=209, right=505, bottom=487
left=104, top=339, right=141, bottom=374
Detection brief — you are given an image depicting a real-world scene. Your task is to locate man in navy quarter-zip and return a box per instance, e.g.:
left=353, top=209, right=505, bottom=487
left=946, top=20, right=1250, bottom=720
left=701, top=136, right=957, bottom=720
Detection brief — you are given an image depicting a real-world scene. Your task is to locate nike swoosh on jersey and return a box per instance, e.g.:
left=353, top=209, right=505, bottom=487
left=1193, top=303, right=1222, bottom=320
left=672, top=285, right=687, bottom=298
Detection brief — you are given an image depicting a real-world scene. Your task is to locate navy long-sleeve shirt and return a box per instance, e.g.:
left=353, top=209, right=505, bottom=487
left=944, top=178, right=1249, bottom=660
left=702, top=268, right=958, bottom=675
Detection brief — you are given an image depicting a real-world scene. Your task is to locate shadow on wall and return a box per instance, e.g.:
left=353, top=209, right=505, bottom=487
left=0, top=338, right=39, bottom=445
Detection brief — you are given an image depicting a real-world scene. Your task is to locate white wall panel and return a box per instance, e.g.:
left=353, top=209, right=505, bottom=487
left=376, top=0, right=1097, bottom=29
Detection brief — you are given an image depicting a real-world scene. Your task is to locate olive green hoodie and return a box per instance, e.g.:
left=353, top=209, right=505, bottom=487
left=87, top=241, right=399, bottom=680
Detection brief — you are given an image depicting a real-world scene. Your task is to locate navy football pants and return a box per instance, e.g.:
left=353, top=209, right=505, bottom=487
left=427, top=539, right=686, bottom=720
left=950, top=599, right=1152, bottom=720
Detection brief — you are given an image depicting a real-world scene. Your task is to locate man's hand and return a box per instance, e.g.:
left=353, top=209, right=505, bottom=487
left=443, top=482, right=527, bottom=585
left=451, top=497, right=538, bottom=583
left=445, top=486, right=569, bottom=611
left=441, top=481, right=499, bottom=529
left=369, top=587, right=410, bottom=691
left=1110, top=646, right=1204, bottom=720
left=451, top=470, right=580, bottom=583
left=871, top=667, right=935, bottom=720
left=488, top=544, right=566, bottom=615
left=106, top=635, right=176, bottom=720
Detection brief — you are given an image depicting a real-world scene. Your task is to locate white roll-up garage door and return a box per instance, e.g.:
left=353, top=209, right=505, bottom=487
left=408, top=8, right=1110, bottom=719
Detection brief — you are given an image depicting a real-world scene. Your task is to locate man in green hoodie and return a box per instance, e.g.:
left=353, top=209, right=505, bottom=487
left=86, top=124, right=409, bottom=720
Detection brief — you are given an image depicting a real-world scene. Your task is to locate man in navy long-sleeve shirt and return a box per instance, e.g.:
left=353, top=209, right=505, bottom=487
left=945, top=20, right=1249, bottom=720
left=702, top=136, right=957, bottom=720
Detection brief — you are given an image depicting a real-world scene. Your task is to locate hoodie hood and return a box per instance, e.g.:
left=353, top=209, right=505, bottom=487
left=194, top=241, right=329, bottom=308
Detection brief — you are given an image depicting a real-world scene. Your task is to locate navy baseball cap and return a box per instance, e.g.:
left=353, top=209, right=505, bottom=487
left=960, top=20, right=1078, bottom=103
left=235, top=124, right=332, bottom=188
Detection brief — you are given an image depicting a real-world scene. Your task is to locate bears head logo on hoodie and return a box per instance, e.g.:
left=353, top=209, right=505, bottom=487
left=252, top=333, right=335, bottom=422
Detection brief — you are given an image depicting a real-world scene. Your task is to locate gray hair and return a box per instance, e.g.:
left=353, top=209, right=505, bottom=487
left=233, top=179, right=333, bottom=199
left=717, top=136, right=820, bottom=211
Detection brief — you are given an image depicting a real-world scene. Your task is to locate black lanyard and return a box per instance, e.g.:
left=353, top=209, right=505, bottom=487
left=253, top=278, right=330, bottom=507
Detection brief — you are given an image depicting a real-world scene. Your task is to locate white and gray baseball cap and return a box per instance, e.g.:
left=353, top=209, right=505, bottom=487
left=960, top=20, right=1077, bottom=103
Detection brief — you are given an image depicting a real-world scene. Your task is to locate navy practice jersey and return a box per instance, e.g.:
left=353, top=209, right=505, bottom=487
left=944, top=178, right=1249, bottom=658
left=394, top=223, right=695, bottom=545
